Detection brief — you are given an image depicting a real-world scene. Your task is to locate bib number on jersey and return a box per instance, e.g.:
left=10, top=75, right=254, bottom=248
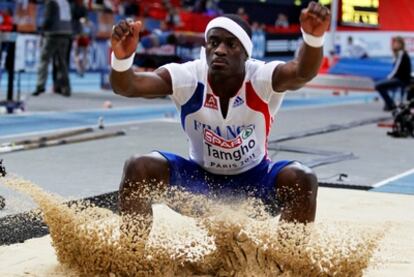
left=203, top=126, right=260, bottom=170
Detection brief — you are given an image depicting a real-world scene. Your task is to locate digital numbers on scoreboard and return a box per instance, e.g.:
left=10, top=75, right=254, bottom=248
left=341, top=0, right=379, bottom=27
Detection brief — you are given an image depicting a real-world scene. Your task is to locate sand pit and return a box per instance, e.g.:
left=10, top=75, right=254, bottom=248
left=0, top=176, right=413, bottom=276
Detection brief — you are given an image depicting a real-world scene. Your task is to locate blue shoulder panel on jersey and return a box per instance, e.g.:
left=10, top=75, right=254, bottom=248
left=180, top=82, right=204, bottom=130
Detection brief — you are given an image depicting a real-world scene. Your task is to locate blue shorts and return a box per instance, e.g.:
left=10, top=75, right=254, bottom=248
left=157, top=151, right=293, bottom=213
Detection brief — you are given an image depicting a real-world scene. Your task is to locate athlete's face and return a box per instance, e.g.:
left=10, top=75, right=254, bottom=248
left=392, top=40, right=403, bottom=52
left=205, top=28, right=248, bottom=77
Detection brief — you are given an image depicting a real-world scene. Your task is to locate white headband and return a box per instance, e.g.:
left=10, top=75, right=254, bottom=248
left=205, top=17, right=253, bottom=57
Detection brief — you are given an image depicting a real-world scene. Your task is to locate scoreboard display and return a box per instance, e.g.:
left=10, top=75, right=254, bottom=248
left=341, top=0, right=379, bottom=27
left=318, top=0, right=379, bottom=27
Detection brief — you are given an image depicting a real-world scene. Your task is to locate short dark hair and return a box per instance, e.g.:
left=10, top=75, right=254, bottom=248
left=394, top=36, right=405, bottom=50
left=222, top=14, right=252, bottom=39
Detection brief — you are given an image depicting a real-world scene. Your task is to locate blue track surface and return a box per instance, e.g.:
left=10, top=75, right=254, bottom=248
left=372, top=171, right=414, bottom=195
left=0, top=72, right=103, bottom=95
left=329, top=58, right=393, bottom=81
left=0, top=105, right=177, bottom=137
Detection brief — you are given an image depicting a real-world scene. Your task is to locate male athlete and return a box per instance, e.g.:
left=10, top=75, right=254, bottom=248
left=110, top=2, right=330, bottom=227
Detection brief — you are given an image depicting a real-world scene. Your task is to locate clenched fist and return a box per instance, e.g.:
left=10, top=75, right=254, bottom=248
left=300, top=1, right=331, bottom=37
left=111, top=19, right=142, bottom=59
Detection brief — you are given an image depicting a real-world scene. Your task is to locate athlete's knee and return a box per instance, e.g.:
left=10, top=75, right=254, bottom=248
left=277, top=163, right=318, bottom=201
left=120, top=153, right=169, bottom=198
left=122, top=153, right=169, bottom=182
left=276, top=163, right=318, bottom=223
left=123, top=155, right=149, bottom=178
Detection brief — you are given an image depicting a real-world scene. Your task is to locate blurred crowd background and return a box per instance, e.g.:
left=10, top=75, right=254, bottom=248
left=0, top=0, right=413, bottom=98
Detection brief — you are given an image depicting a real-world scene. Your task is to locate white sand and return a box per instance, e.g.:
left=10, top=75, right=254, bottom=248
left=317, top=188, right=414, bottom=277
left=0, top=187, right=413, bottom=276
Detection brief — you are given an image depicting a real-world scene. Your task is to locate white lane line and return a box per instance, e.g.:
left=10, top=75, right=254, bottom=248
left=371, top=167, right=414, bottom=188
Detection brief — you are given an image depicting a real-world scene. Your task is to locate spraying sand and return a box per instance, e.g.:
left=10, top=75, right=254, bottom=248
left=1, top=175, right=413, bottom=276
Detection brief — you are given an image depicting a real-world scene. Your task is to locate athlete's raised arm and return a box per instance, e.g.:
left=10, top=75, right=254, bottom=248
left=109, top=20, right=172, bottom=98
left=272, top=1, right=331, bottom=92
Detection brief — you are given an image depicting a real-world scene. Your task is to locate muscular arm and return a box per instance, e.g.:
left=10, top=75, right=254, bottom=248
left=272, top=43, right=323, bottom=92
left=110, top=67, right=172, bottom=98
left=272, top=1, right=330, bottom=92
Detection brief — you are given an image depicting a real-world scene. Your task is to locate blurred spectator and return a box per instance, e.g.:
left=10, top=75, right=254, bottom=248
left=344, top=36, right=368, bottom=59
left=0, top=8, right=14, bottom=32
left=328, top=49, right=339, bottom=68
left=154, top=21, right=175, bottom=46
left=92, top=0, right=114, bottom=12
left=251, top=21, right=265, bottom=59
left=183, top=0, right=196, bottom=8
left=375, top=36, right=412, bottom=111
left=408, top=84, right=414, bottom=101
left=193, top=0, right=207, bottom=13
left=15, top=0, right=37, bottom=33
left=74, top=17, right=95, bottom=76
left=205, top=0, right=222, bottom=17
left=275, top=13, right=289, bottom=28
left=111, top=0, right=122, bottom=14
left=166, top=7, right=181, bottom=29
left=51, top=0, right=86, bottom=94
left=71, top=0, right=88, bottom=34
left=153, top=20, right=172, bottom=36
left=95, top=8, right=115, bottom=39
left=52, top=0, right=87, bottom=93
left=16, top=0, right=29, bottom=9
left=32, top=0, right=72, bottom=97
left=237, top=7, right=249, bottom=22
left=123, top=0, right=140, bottom=18
left=0, top=8, right=15, bottom=90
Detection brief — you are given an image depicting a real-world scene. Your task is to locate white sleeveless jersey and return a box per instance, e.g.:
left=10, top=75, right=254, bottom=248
left=162, top=59, right=286, bottom=175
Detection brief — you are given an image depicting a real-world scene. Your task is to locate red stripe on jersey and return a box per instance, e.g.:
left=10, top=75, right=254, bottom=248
left=245, top=82, right=271, bottom=137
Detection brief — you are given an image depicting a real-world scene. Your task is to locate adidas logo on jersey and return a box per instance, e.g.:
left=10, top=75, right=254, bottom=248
left=233, top=96, right=244, bottom=108
left=204, top=94, right=218, bottom=110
